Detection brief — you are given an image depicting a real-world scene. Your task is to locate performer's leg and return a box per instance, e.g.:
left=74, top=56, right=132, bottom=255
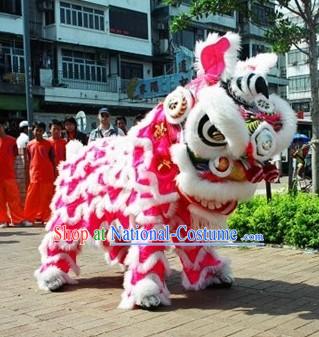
left=175, top=237, right=233, bottom=290
left=34, top=229, right=81, bottom=291
left=0, top=182, right=10, bottom=225
left=24, top=182, right=54, bottom=223
left=102, top=219, right=129, bottom=268
left=119, top=232, right=171, bottom=309
left=104, top=241, right=129, bottom=267
left=24, top=183, right=39, bottom=223
left=38, top=182, right=55, bottom=223
left=4, top=179, right=25, bottom=225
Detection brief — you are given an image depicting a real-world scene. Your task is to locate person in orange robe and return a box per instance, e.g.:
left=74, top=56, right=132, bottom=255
left=48, top=120, right=66, bottom=178
left=24, top=122, right=55, bottom=225
left=0, top=120, right=26, bottom=227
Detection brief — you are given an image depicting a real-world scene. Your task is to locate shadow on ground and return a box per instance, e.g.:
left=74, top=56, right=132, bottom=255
left=0, top=240, right=20, bottom=244
left=61, top=269, right=318, bottom=320
left=0, top=231, right=39, bottom=237
left=66, top=275, right=124, bottom=291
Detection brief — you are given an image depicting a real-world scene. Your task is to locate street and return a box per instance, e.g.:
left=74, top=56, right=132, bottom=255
left=0, top=228, right=318, bottom=337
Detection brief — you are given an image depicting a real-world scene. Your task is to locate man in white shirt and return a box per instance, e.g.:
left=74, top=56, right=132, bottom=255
left=88, top=107, right=125, bottom=143
left=16, top=120, right=29, bottom=149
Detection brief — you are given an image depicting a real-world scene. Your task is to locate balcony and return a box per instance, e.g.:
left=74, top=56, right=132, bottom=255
left=1, top=72, right=25, bottom=85
left=0, top=12, right=23, bottom=35
left=42, top=69, right=121, bottom=105
left=53, top=70, right=118, bottom=93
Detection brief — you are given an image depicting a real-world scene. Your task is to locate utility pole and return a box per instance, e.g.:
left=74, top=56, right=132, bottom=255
left=22, top=0, right=33, bottom=139
left=265, top=181, right=272, bottom=202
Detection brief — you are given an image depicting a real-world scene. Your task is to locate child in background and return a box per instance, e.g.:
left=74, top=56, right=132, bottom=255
left=24, top=122, right=55, bottom=225
left=48, top=120, right=66, bottom=178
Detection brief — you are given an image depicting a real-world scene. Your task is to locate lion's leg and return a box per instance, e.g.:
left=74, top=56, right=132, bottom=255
left=103, top=239, right=129, bottom=269
left=175, top=238, right=233, bottom=291
left=102, top=217, right=129, bottom=269
left=119, top=237, right=171, bottom=309
left=34, top=229, right=81, bottom=291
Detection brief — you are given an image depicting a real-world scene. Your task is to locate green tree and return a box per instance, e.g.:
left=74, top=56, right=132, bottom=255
left=166, top=0, right=319, bottom=194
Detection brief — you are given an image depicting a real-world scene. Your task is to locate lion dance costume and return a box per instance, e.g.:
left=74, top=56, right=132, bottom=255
left=35, top=33, right=296, bottom=309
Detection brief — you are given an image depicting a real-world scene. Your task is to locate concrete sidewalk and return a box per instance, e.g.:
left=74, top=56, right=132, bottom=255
left=0, top=228, right=318, bottom=337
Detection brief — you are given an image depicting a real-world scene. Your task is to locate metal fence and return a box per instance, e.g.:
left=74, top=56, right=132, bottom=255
left=55, top=71, right=118, bottom=93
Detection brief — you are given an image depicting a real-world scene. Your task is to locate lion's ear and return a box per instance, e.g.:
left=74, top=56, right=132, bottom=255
left=163, top=86, right=194, bottom=124
left=194, top=32, right=241, bottom=82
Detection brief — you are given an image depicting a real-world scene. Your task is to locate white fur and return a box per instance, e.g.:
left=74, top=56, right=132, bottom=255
left=270, top=94, right=297, bottom=154
left=34, top=265, right=78, bottom=291
left=184, top=88, right=247, bottom=160
left=65, top=139, right=85, bottom=161
left=235, top=53, right=278, bottom=78
left=197, top=85, right=250, bottom=158
left=119, top=272, right=171, bottom=309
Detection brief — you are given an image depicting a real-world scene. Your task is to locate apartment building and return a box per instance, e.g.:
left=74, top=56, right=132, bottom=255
left=0, top=0, right=288, bottom=133
left=282, top=11, right=314, bottom=137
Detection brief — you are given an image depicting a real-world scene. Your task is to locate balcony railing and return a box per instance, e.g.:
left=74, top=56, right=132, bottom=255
left=1, top=72, right=25, bottom=85
left=54, top=71, right=118, bottom=93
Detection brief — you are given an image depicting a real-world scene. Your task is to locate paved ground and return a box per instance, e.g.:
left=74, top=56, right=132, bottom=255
left=1, top=228, right=318, bottom=337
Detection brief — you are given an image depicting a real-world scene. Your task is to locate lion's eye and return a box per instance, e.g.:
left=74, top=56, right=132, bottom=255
left=198, top=115, right=227, bottom=147
left=207, top=127, right=225, bottom=142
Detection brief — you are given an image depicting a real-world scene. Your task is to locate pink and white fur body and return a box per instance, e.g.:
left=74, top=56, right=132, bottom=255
left=35, top=32, right=296, bottom=309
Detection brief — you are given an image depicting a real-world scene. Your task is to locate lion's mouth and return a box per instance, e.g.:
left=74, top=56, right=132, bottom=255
left=180, top=189, right=237, bottom=215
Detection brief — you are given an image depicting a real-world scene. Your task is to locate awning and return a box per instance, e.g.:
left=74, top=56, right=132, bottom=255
left=0, top=94, right=40, bottom=111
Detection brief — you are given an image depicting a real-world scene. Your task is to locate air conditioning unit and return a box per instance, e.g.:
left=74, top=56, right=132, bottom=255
left=159, top=39, right=169, bottom=54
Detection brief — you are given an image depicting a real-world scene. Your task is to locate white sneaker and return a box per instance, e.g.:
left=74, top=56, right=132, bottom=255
left=0, top=223, right=8, bottom=228
left=22, top=221, right=33, bottom=227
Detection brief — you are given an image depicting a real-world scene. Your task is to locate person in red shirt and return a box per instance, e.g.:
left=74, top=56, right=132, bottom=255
left=24, top=122, right=55, bottom=225
left=48, top=120, right=66, bottom=178
left=0, top=120, right=26, bottom=227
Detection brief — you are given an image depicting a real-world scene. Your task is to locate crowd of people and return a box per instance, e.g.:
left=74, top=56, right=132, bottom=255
left=0, top=107, right=145, bottom=228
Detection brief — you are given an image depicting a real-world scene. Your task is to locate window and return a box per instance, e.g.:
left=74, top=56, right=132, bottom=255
left=60, top=2, right=105, bottom=31
left=292, top=102, right=310, bottom=112
left=61, top=49, right=107, bottom=82
left=121, top=61, right=143, bottom=79
left=173, top=28, right=203, bottom=50
left=0, top=0, right=21, bottom=15
left=252, top=44, right=270, bottom=57
left=252, top=4, right=274, bottom=27
left=45, top=7, right=55, bottom=25
left=288, top=49, right=309, bottom=65
left=288, top=76, right=310, bottom=93
left=109, top=6, right=148, bottom=40
left=0, top=45, right=24, bottom=73
left=241, top=44, right=250, bottom=60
